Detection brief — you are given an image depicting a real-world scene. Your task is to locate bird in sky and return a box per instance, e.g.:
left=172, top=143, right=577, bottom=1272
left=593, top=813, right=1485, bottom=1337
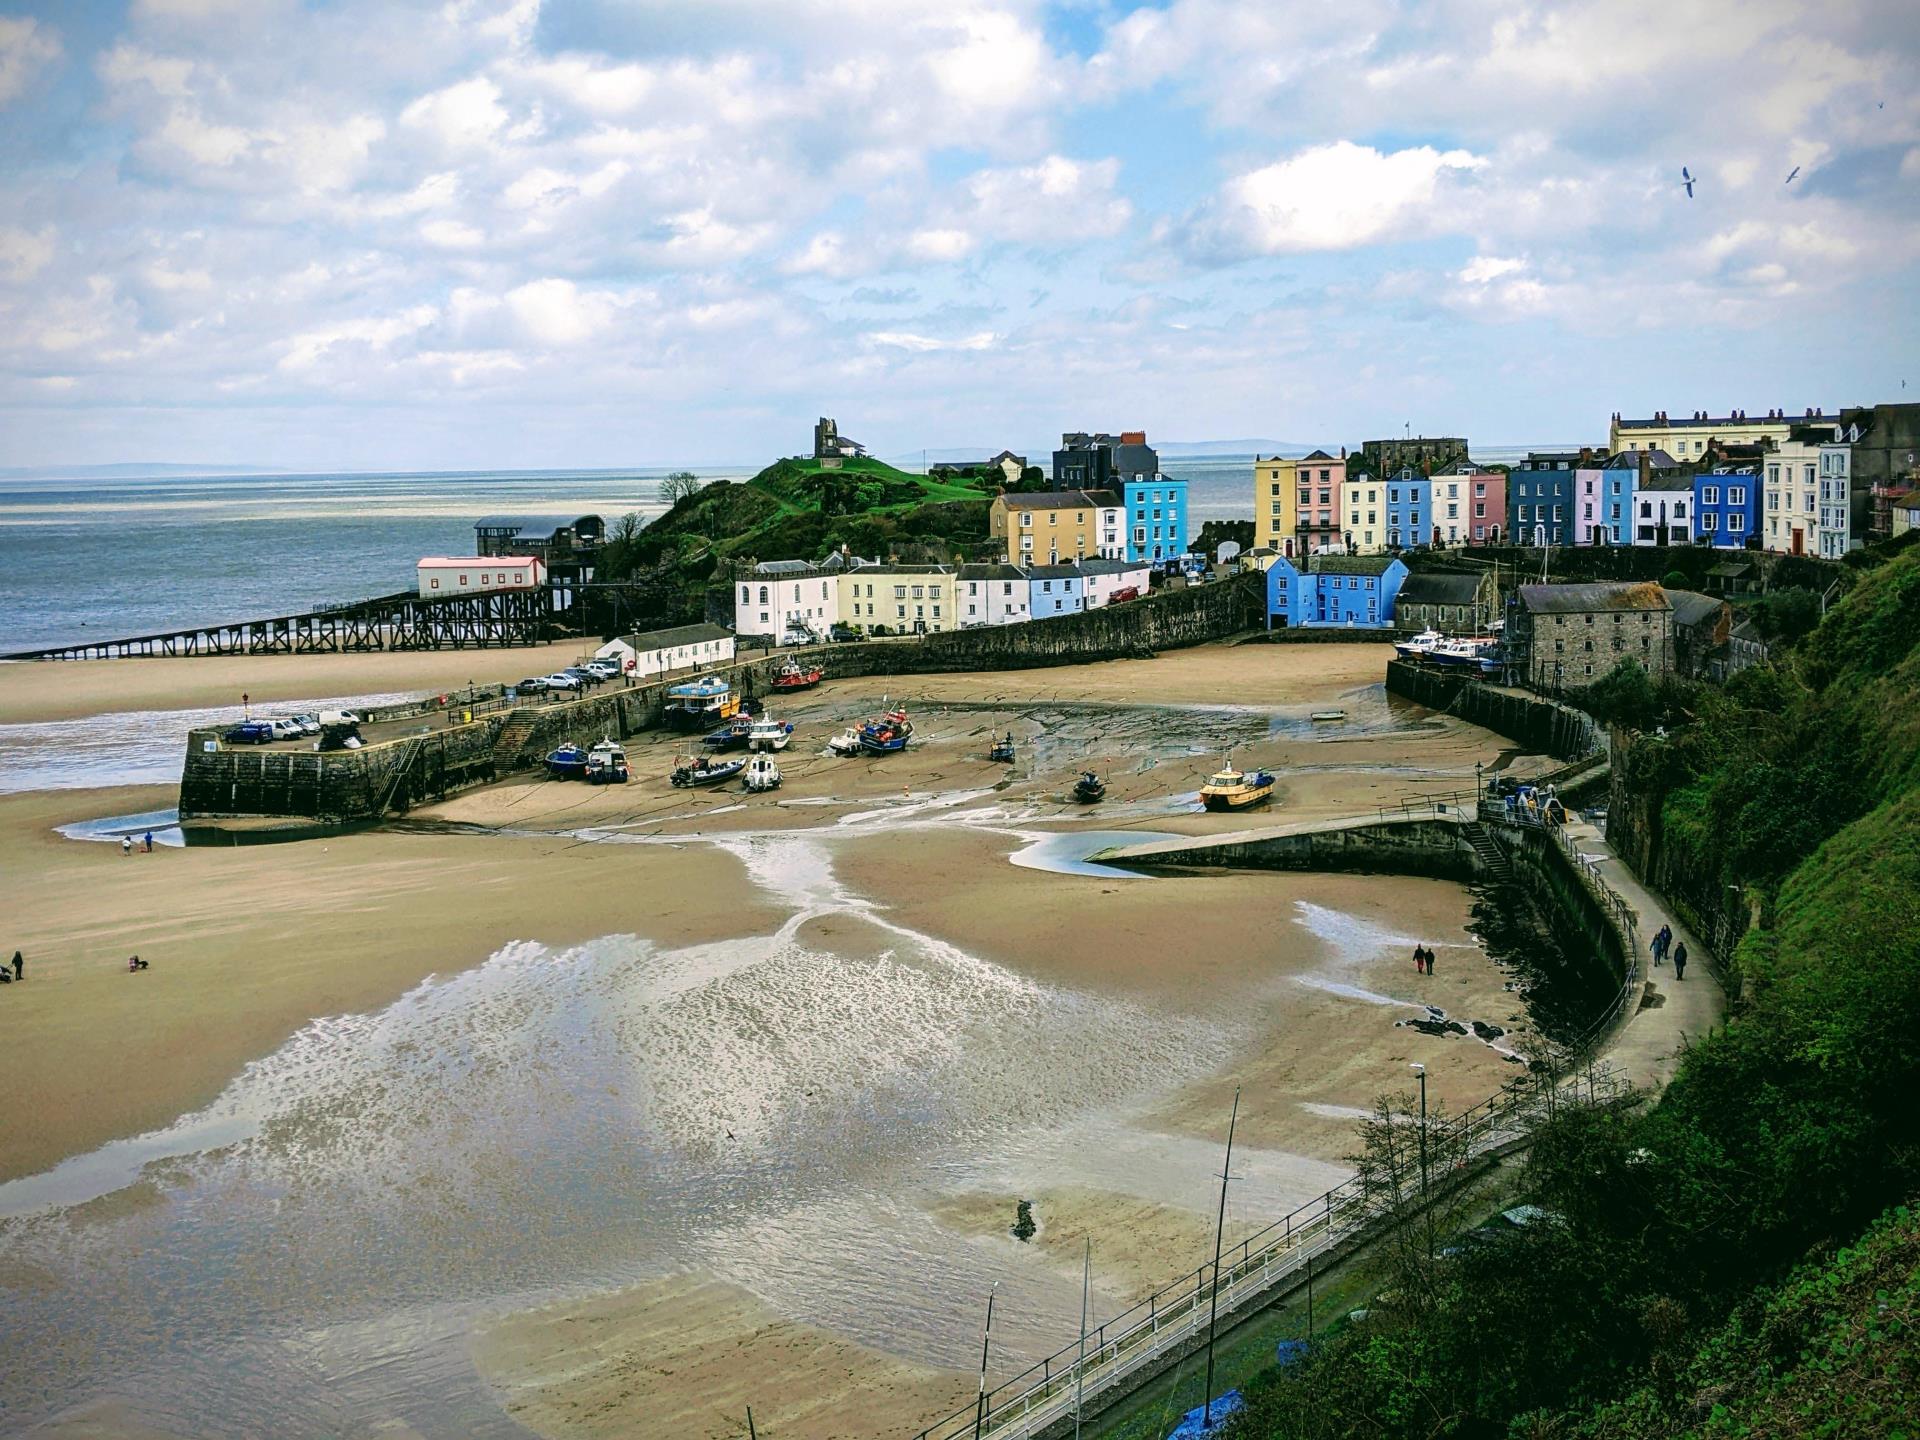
left=1785, top=166, right=1801, bottom=184
left=1682, top=166, right=1695, bottom=198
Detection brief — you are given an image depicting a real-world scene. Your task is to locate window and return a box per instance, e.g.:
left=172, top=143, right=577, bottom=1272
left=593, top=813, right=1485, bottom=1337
left=1730, top=514, right=1745, bottom=532
left=894, top=585, right=906, bottom=599
left=1021, top=513, right=1032, bottom=527
left=1702, top=512, right=1717, bottom=531
left=1702, top=486, right=1719, bottom=505
left=1729, top=486, right=1745, bottom=505
left=430, top=577, right=440, bottom=589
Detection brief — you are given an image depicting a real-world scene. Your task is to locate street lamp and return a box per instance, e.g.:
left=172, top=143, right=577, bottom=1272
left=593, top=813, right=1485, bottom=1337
left=1411, top=1062, right=1432, bottom=1259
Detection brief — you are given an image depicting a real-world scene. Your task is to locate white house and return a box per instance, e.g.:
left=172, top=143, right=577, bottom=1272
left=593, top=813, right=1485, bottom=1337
left=417, top=556, right=544, bottom=597
left=1632, top=477, right=1693, bottom=546
left=1077, top=556, right=1151, bottom=608
left=1816, top=437, right=1856, bottom=558
left=957, top=563, right=1032, bottom=626
left=1092, top=491, right=1127, bottom=559
left=1025, top=564, right=1086, bottom=618
left=594, top=622, right=735, bottom=679
left=734, top=561, right=839, bottom=639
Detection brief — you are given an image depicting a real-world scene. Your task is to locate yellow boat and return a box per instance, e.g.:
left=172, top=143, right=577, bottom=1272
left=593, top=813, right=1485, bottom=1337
left=1199, top=758, right=1276, bottom=812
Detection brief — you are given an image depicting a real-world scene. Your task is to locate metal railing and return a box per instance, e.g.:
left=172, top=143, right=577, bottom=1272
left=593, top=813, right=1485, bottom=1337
left=913, top=1067, right=1626, bottom=1440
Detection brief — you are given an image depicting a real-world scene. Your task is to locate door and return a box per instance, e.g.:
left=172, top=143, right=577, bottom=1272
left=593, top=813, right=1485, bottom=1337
left=1791, top=528, right=1804, bottom=556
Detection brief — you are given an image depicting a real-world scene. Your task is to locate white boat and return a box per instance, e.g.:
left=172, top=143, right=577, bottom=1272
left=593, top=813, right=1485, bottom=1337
left=584, top=737, right=629, bottom=785
left=1393, top=628, right=1445, bottom=660
left=749, top=715, right=793, bottom=751
left=827, top=727, right=862, bottom=756
left=1431, top=636, right=1502, bottom=671
left=743, top=755, right=782, bottom=792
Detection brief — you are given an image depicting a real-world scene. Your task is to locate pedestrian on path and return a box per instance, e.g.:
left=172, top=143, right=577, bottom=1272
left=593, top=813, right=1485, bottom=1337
left=1673, top=942, right=1688, bottom=981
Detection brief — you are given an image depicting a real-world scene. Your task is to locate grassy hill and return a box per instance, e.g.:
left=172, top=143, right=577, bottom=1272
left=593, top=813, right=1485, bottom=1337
left=1222, top=547, right=1920, bottom=1440
left=588, top=454, right=1003, bottom=630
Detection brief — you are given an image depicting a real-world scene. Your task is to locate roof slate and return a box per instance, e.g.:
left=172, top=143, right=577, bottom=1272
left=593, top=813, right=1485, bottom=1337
left=1518, top=581, right=1671, bottom=615
left=1311, top=554, right=1400, bottom=576
left=1662, top=589, right=1725, bottom=628
left=1399, top=572, right=1484, bottom=605
left=622, top=622, right=734, bottom=650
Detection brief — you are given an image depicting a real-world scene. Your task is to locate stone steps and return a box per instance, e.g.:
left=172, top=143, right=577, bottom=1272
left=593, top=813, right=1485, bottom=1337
left=1461, top=820, right=1514, bottom=881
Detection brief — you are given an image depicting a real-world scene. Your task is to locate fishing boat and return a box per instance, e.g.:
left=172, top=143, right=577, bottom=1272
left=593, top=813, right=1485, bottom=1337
left=584, top=738, right=629, bottom=785
left=743, top=755, right=782, bottom=792
left=702, top=713, right=756, bottom=750
left=826, top=727, right=863, bottom=756
left=988, top=732, right=1015, bottom=763
left=1199, top=758, right=1276, bottom=812
left=1392, top=628, right=1445, bottom=661
left=665, top=674, right=740, bottom=731
left=1072, top=771, right=1106, bottom=803
left=856, top=707, right=913, bottom=755
left=670, top=754, right=746, bottom=788
left=771, top=658, right=823, bottom=692
left=544, top=743, right=589, bottom=779
left=1430, top=636, right=1502, bottom=672
left=748, top=715, right=794, bottom=751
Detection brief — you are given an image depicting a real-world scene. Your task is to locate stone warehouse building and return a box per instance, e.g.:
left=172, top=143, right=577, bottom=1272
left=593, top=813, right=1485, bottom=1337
left=1511, top=582, right=1674, bottom=692
left=1393, top=571, right=1499, bottom=633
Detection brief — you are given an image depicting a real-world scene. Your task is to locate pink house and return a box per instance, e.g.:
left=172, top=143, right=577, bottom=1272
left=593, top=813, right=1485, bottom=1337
left=1430, top=463, right=1506, bottom=545
left=1295, top=448, right=1347, bottom=551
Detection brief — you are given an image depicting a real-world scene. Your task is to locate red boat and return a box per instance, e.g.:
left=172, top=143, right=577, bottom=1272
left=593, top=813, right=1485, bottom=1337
left=772, top=658, right=823, bottom=691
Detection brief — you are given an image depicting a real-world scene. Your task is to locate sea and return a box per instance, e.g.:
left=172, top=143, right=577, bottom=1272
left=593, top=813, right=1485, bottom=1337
left=0, top=451, right=1552, bottom=656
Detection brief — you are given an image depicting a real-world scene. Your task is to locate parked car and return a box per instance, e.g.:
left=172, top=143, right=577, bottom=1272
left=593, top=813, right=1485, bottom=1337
left=543, top=672, right=582, bottom=691
left=223, top=721, right=274, bottom=745
left=829, top=624, right=858, bottom=643
left=585, top=659, right=621, bottom=678
left=288, top=713, right=322, bottom=735
left=781, top=628, right=815, bottom=647
left=516, top=677, right=549, bottom=694
left=268, top=718, right=305, bottom=741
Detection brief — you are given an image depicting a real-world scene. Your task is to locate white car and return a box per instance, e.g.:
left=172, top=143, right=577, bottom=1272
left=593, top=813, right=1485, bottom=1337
left=543, top=672, right=583, bottom=691
left=267, top=718, right=305, bottom=741
left=585, top=659, right=622, bottom=679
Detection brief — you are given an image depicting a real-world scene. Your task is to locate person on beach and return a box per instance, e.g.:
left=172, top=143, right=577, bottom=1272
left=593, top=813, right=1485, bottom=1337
left=121, top=835, right=132, bottom=857
left=1427, top=948, right=1437, bottom=976
left=143, top=831, right=154, bottom=852
left=1414, top=945, right=1425, bottom=974
left=11, top=950, right=20, bottom=981
left=127, top=954, right=149, bottom=972
left=1672, top=942, right=1687, bottom=981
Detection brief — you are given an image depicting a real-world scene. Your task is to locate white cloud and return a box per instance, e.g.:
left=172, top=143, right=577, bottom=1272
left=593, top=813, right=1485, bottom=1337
left=0, top=225, right=57, bottom=283
left=401, top=76, right=512, bottom=151
left=146, top=258, right=213, bottom=292
left=98, top=43, right=193, bottom=99
left=278, top=305, right=438, bottom=373
left=1182, top=142, right=1487, bottom=259
left=504, top=278, right=628, bottom=346
left=905, top=228, right=977, bottom=263
left=867, top=330, right=997, bottom=352
left=0, top=16, right=61, bottom=106
left=962, top=155, right=1132, bottom=243
left=420, top=219, right=486, bottom=248
left=1458, top=255, right=1526, bottom=285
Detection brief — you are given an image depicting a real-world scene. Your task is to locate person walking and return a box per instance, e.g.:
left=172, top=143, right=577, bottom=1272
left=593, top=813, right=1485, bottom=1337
left=10, top=950, right=21, bottom=982
left=1426, top=947, right=1437, bottom=976
left=121, top=835, right=132, bottom=857
left=1413, top=945, right=1426, bottom=974
left=1672, top=941, right=1688, bottom=981
left=143, top=830, right=154, bottom=853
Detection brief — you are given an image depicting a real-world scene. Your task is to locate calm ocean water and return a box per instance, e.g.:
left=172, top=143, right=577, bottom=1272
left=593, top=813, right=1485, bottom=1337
left=0, top=452, right=1546, bottom=654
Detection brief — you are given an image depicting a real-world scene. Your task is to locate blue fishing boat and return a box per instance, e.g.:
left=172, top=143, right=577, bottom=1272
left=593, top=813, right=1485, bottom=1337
left=702, top=713, right=756, bottom=750
left=544, top=743, right=589, bottom=779
left=670, top=754, right=746, bottom=788
left=856, top=707, right=912, bottom=754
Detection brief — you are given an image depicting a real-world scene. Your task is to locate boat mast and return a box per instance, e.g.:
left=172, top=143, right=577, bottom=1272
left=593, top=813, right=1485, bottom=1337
left=1203, top=1086, right=1241, bottom=1429
left=973, top=1283, right=999, bottom=1440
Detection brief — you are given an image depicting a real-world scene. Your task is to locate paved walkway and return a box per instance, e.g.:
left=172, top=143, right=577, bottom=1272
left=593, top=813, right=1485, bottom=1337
left=1561, top=816, right=1728, bottom=1089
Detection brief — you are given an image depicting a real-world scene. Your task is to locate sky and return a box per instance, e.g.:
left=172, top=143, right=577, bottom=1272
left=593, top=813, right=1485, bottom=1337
left=0, top=0, right=1916, bottom=471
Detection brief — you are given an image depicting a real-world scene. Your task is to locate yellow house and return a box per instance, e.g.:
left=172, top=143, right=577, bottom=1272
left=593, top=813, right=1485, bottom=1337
left=990, top=491, right=1113, bottom=565
left=1254, top=457, right=1298, bottom=558
left=1608, top=408, right=1803, bottom=460
left=838, top=563, right=956, bottom=634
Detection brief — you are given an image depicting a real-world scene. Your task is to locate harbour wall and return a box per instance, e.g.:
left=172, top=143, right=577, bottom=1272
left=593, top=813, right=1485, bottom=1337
left=1385, top=660, right=1604, bottom=760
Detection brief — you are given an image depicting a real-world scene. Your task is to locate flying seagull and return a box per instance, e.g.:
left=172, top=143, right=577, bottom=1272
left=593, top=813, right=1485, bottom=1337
left=1681, top=166, right=1695, bottom=198
left=1785, top=166, right=1801, bottom=184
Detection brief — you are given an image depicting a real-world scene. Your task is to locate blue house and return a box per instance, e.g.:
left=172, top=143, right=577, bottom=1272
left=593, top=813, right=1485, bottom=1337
left=1024, top=564, right=1086, bottom=618
left=1125, top=476, right=1188, bottom=565
left=1267, top=554, right=1409, bottom=628
left=1600, top=453, right=1642, bottom=545
left=1693, top=464, right=1760, bottom=549
left=1384, top=469, right=1430, bottom=549
left=1511, top=451, right=1578, bottom=545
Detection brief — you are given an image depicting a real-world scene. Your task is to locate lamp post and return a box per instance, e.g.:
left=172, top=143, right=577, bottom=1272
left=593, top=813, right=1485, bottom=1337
left=1411, top=1062, right=1431, bottom=1259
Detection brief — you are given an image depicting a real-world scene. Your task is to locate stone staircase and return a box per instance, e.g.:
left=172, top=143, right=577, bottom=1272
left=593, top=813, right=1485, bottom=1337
left=490, top=710, right=542, bottom=772
left=1461, top=819, right=1514, bottom=882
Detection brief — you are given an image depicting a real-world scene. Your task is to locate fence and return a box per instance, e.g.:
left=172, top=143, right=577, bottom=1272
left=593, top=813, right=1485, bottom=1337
left=912, top=1067, right=1627, bottom=1440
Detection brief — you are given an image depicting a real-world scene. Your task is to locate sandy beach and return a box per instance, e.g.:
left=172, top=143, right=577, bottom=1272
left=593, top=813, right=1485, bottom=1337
left=0, top=640, right=1557, bottom=1440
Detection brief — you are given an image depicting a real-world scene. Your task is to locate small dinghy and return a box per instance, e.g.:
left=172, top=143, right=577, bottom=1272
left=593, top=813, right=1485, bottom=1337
left=827, top=727, right=863, bottom=756
left=988, top=732, right=1015, bottom=763
left=545, top=743, right=589, bottom=779
left=670, top=754, right=746, bottom=788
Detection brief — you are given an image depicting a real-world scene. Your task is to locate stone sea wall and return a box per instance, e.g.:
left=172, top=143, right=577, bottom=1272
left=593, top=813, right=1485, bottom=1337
left=1386, top=660, right=1604, bottom=760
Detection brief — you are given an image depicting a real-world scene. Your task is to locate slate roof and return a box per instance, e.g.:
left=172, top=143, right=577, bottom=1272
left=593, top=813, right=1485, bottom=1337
left=1399, top=572, right=1484, bottom=606
left=754, top=559, right=815, bottom=574
left=1024, top=564, right=1085, bottom=580
left=1300, top=448, right=1338, bottom=462
left=1001, top=490, right=1103, bottom=510
left=1662, top=589, right=1725, bottom=629
left=1074, top=556, right=1149, bottom=576
left=1518, top=582, right=1670, bottom=615
left=957, top=563, right=1029, bottom=582
left=1311, top=554, right=1400, bottom=577
left=623, top=622, right=734, bottom=651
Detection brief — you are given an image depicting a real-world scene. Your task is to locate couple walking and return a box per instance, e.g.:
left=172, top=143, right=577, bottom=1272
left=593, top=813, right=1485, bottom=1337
left=1411, top=944, right=1437, bottom=976
left=1650, top=924, right=1689, bottom=980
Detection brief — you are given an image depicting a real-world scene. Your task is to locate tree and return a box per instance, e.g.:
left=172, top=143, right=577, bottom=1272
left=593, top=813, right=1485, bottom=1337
left=659, top=470, right=702, bottom=506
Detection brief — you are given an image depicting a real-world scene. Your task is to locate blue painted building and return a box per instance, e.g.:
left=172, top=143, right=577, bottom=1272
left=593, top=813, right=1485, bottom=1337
left=1511, top=451, right=1578, bottom=545
left=1383, top=469, right=1430, bottom=549
left=1266, top=553, right=1409, bottom=628
left=1599, top=454, right=1641, bottom=545
left=1023, top=563, right=1086, bottom=618
left=1125, top=476, right=1189, bottom=565
left=1693, top=464, right=1761, bottom=548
